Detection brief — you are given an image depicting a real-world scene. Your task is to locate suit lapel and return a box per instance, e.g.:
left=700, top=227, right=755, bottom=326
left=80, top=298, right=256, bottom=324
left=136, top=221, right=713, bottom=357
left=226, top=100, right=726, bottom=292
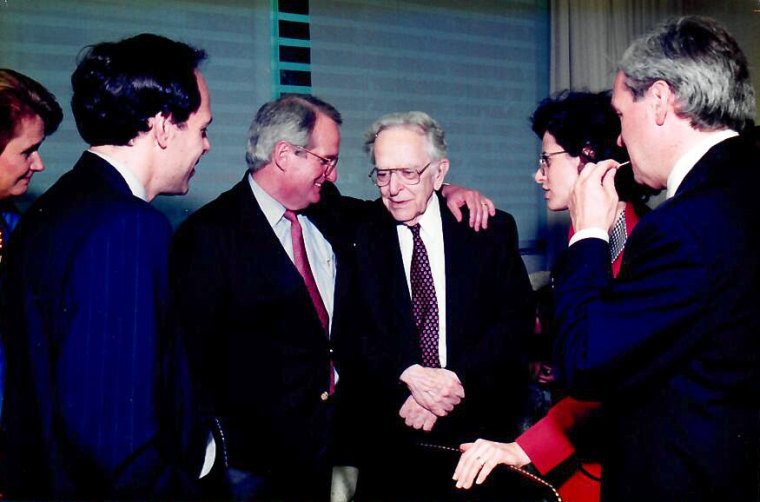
left=232, top=178, right=312, bottom=303
left=440, top=197, right=475, bottom=360
left=368, top=206, right=415, bottom=343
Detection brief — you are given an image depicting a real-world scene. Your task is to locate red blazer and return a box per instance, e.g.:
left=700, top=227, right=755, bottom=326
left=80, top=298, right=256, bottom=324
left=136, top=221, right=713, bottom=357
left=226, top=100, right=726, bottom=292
left=517, top=202, right=641, bottom=502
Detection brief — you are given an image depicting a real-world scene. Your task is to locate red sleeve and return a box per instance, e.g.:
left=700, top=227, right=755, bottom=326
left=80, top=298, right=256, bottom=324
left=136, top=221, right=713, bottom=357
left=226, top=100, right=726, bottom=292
left=515, top=397, right=601, bottom=475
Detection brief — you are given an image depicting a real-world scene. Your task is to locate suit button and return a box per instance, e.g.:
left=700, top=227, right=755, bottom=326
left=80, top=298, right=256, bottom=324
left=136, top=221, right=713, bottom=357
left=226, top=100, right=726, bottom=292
left=320, top=391, right=329, bottom=401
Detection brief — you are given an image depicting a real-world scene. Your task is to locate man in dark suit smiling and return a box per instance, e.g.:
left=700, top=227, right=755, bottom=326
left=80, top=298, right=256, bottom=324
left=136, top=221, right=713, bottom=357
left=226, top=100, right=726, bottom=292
left=171, top=96, right=496, bottom=501
left=341, top=111, right=534, bottom=500
left=1, top=34, right=212, bottom=498
left=554, top=16, right=760, bottom=502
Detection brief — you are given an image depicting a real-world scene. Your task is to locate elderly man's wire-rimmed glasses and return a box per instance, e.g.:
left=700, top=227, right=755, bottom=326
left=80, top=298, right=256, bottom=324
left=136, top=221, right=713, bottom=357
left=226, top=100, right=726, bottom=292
left=538, top=150, right=567, bottom=176
left=293, top=144, right=338, bottom=178
left=368, top=161, right=432, bottom=187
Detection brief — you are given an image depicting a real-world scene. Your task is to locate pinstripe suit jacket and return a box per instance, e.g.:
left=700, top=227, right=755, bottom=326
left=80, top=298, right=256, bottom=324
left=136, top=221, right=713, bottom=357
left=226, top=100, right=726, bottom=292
left=0, top=152, right=202, bottom=498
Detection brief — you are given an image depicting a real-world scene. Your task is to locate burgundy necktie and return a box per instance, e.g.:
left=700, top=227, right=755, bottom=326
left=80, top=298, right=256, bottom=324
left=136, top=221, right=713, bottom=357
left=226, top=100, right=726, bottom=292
left=283, top=210, right=334, bottom=394
left=409, top=224, right=440, bottom=368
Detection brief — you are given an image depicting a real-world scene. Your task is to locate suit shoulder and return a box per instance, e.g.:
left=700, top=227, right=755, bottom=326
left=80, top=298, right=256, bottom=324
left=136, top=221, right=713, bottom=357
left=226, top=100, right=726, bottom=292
left=455, top=207, right=518, bottom=240
left=489, top=209, right=517, bottom=232
left=20, top=176, right=169, bottom=241
left=177, top=183, right=243, bottom=233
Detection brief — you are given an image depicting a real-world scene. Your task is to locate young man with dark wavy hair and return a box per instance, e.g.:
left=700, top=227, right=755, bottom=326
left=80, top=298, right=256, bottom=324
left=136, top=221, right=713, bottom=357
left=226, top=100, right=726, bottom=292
left=1, top=34, right=212, bottom=499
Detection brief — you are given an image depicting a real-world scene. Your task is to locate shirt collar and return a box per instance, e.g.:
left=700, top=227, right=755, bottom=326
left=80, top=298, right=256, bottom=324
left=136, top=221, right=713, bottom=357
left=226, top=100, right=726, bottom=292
left=666, top=129, right=738, bottom=199
left=88, top=149, right=147, bottom=201
left=407, top=192, right=442, bottom=241
left=248, top=172, right=288, bottom=227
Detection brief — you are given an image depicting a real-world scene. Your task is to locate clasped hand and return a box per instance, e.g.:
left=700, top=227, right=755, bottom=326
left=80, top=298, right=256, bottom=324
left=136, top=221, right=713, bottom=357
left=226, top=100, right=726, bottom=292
left=399, top=364, right=465, bottom=418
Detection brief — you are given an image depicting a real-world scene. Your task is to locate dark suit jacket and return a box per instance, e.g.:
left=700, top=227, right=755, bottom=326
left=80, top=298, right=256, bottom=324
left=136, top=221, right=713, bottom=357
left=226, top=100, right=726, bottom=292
left=554, top=136, right=760, bottom=502
left=170, top=177, right=357, bottom=498
left=340, top=195, right=534, bottom=496
left=0, top=152, right=203, bottom=499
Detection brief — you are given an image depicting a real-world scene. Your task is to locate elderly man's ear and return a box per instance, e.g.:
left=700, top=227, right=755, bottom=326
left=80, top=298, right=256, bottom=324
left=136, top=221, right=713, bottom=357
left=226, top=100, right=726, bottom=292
left=433, top=159, right=450, bottom=190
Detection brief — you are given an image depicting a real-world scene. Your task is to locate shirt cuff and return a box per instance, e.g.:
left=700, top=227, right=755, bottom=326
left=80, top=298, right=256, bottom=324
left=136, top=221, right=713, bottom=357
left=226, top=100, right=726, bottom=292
left=568, top=228, right=609, bottom=247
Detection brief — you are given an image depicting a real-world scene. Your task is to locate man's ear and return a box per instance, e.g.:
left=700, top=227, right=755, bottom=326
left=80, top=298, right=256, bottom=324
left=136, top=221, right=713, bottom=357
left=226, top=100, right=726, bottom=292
left=152, top=113, right=174, bottom=149
left=271, top=140, right=293, bottom=171
left=649, top=80, right=673, bottom=127
left=433, top=158, right=450, bottom=190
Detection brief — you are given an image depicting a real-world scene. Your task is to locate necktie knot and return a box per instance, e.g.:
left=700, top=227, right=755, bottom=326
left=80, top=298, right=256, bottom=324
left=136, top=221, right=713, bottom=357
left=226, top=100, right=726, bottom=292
left=283, top=209, right=298, bottom=224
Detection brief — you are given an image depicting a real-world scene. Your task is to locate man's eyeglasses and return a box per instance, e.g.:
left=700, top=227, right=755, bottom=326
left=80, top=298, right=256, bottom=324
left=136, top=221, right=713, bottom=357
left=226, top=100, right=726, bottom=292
left=369, top=162, right=432, bottom=187
left=294, top=145, right=338, bottom=177
left=538, top=150, right=567, bottom=176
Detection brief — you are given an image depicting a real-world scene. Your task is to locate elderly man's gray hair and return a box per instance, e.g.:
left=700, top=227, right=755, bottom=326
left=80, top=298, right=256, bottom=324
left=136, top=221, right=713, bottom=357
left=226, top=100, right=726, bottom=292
left=363, top=111, right=448, bottom=165
left=619, top=16, right=755, bottom=133
left=245, top=94, right=342, bottom=172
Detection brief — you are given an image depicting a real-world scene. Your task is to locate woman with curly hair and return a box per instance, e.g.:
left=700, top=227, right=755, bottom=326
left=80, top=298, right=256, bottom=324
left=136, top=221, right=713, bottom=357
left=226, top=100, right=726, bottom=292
left=454, top=90, right=657, bottom=502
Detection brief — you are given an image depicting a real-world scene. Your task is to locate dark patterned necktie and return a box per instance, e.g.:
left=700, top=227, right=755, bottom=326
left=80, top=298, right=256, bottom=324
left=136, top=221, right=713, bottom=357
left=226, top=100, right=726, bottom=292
left=409, top=224, right=440, bottom=368
left=283, top=210, right=334, bottom=394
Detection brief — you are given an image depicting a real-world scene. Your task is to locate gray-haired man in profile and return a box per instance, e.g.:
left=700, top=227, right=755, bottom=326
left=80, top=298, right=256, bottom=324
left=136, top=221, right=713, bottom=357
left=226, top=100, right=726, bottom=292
left=554, top=16, right=759, bottom=502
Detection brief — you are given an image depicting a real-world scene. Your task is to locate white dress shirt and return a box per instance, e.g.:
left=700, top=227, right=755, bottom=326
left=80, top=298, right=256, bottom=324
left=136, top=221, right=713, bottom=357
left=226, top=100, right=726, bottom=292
left=248, top=173, right=337, bottom=333
left=397, top=194, right=448, bottom=368
left=569, top=130, right=739, bottom=247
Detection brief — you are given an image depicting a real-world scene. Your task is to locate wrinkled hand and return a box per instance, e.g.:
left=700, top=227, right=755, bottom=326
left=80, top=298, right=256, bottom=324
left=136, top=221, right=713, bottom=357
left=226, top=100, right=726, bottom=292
left=441, top=184, right=496, bottom=232
left=453, top=439, right=531, bottom=490
left=400, top=364, right=465, bottom=417
left=569, top=160, right=620, bottom=233
left=399, top=395, right=438, bottom=431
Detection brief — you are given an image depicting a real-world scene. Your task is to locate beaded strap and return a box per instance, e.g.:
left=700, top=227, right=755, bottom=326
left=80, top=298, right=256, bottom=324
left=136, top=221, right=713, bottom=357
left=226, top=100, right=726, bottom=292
left=418, top=442, right=563, bottom=502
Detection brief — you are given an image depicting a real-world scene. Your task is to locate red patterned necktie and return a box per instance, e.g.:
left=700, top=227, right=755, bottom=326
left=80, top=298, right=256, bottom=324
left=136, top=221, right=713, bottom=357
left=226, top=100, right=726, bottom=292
left=409, top=224, right=440, bottom=368
left=283, top=210, right=334, bottom=394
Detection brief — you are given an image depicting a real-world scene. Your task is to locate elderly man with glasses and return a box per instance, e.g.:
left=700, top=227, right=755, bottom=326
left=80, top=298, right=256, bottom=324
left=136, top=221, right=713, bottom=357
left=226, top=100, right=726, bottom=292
left=170, top=96, right=497, bottom=500
left=337, top=111, right=534, bottom=501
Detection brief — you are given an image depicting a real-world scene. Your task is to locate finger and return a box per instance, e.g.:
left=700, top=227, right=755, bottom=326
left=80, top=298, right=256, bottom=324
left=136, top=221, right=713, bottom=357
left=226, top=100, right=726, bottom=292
left=399, top=405, right=410, bottom=419
left=422, top=414, right=436, bottom=431
left=602, top=164, right=618, bottom=191
left=448, top=199, right=464, bottom=223
left=455, top=465, right=477, bottom=489
left=403, top=414, right=414, bottom=427
left=486, top=198, right=496, bottom=216
left=479, top=205, right=489, bottom=231
left=428, top=404, right=449, bottom=417
left=452, top=455, right=468, bottom=484
left=454, top=453, right=480, bottom=489
left=461, top=457, right=485, bottom=489
left=476, top=461, right=496, bottom=485
left=413, top=414, right=426, bottom=430
left=472, top=204, right=482, bottom=232
left=460, top=442, right=475, bottom=452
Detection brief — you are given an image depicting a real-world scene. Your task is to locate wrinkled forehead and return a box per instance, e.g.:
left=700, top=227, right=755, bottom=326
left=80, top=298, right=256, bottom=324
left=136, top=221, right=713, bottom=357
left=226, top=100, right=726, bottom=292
left=374, top=126, right=430, bottom=168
